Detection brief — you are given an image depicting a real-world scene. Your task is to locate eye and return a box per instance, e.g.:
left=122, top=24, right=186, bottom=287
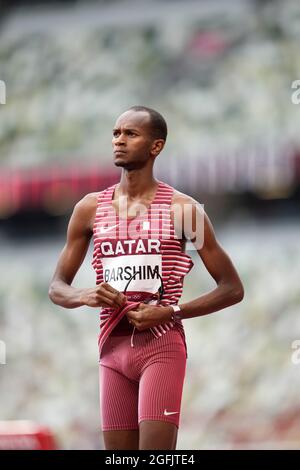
left=113, top=131, right=120, bottom=138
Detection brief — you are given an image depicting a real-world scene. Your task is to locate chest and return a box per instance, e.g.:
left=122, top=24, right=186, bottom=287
left=111, top=198, right=153, bottom=219
left=110, top=196, right=186, bottom=251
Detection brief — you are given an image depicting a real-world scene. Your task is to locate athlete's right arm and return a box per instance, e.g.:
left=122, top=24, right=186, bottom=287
left=48, top=193, right=126, bottom=309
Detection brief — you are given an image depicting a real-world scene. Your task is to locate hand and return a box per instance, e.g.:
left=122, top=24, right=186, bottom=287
left=126, top=303, right=173, bottom=331
left=80, top=282, right=127, bottom=309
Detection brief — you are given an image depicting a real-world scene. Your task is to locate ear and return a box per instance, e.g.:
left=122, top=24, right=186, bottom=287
left=150, top=139, right=165, bottom=157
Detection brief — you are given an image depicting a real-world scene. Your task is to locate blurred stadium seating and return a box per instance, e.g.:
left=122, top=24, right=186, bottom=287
left=0, top=0, right=300, bottom=213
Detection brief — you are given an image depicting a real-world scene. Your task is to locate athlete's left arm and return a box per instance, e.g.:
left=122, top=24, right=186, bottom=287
left=177, top=194, right=244, bottom=319
left=126, top=194, right=244, bottom=330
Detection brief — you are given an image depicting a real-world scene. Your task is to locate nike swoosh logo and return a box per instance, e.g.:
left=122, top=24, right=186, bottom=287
left=164, top=409, right=179, bottom=416
left=100, top=224, right=119, bottom=234
left=101, top=221, right=149, bottom=233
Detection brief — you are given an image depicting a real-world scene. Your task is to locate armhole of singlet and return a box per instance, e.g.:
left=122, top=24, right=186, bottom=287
left=168, top=185, right=196, bottom=269
left=92, top=190, right=104, bottom=236
left=92, top=185, right=116, bottom=236
left=168, top=185, right=185, bottom=247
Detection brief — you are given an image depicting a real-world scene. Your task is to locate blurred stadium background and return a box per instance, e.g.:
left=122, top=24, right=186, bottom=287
left=1, top=0, right=300, bottom=450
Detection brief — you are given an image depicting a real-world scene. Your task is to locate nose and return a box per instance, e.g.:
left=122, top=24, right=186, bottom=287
left=114, top=132, right=126, bottom=147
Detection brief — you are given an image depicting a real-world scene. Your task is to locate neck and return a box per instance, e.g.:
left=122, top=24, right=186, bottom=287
left=118, top=169, right=158, bottom=199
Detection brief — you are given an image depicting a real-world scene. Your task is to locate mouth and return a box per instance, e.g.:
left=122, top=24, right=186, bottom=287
left=114, top=150, right=127, bottom=156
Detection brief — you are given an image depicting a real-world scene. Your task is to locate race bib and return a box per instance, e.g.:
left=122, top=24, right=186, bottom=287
left=101, top=254, right=162, bottom=293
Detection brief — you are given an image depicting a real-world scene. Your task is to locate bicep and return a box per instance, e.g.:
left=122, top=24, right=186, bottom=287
left=51, top=200, right=93, bottom=285
left=193, top=211, right=241, bottom=285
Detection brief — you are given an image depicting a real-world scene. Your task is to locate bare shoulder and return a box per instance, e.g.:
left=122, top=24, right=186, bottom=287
left=72, top=192, right=100, bottom=233
left=171, top=188, right=202, bottom=209
left=170, top=188, right=214, bottom=247
left=77, top=192, right=99, bottom=207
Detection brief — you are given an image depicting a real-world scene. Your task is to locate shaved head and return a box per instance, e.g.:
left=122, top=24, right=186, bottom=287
left=126, top=106, right=167, bottom=142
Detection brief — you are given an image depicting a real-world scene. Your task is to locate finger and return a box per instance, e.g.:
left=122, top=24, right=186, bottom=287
left=102, top=283, right=125, bottom=299
left=97, top=293, right=124, bottom=308
left=97, top=296, right=116, bottom=308
left=100, top=282, right=118, bottom=291
left=99, top=301, right=113, bottom=308
left=126, top=310, right=134, bottom=319
left=97, top=286, right=126, bottom=306
left=113, top=292, right=127, bottom=306
left=126, top=310, right=139, bottom=320
left=126, top=304, right=144, bottom=313
left=137, top=303, right=147, bottom=309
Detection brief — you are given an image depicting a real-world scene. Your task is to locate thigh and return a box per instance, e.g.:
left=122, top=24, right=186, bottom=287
left=138, top=330, right=187, bottom=435
left=99, top=364, right=139, bottom=435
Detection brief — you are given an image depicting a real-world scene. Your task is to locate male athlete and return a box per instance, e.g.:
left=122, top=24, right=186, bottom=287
left=49, top=105, right=244, bottom=450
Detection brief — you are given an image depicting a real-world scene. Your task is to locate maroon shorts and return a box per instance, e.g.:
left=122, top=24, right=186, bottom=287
left=99, top=327, right=187, bottom=431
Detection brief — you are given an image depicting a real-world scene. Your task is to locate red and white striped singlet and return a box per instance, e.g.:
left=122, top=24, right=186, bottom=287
left=92, top=180, right=194, bottom=354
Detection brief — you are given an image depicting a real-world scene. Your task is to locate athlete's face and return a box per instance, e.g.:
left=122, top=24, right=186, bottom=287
left=112, top=110, right=164, bottom=170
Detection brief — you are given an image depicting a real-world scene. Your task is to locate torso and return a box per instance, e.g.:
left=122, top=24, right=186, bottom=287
left=86, top=184, right=190, bottom=252
left=93, top=181, right=194, bottom=348
left=111, top=183, right=158, bottom=219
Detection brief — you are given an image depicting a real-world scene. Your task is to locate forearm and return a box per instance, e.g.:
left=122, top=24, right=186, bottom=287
left=49, top=280, right=85, bottom=308
left=179, top=283, right=244, bottom=320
